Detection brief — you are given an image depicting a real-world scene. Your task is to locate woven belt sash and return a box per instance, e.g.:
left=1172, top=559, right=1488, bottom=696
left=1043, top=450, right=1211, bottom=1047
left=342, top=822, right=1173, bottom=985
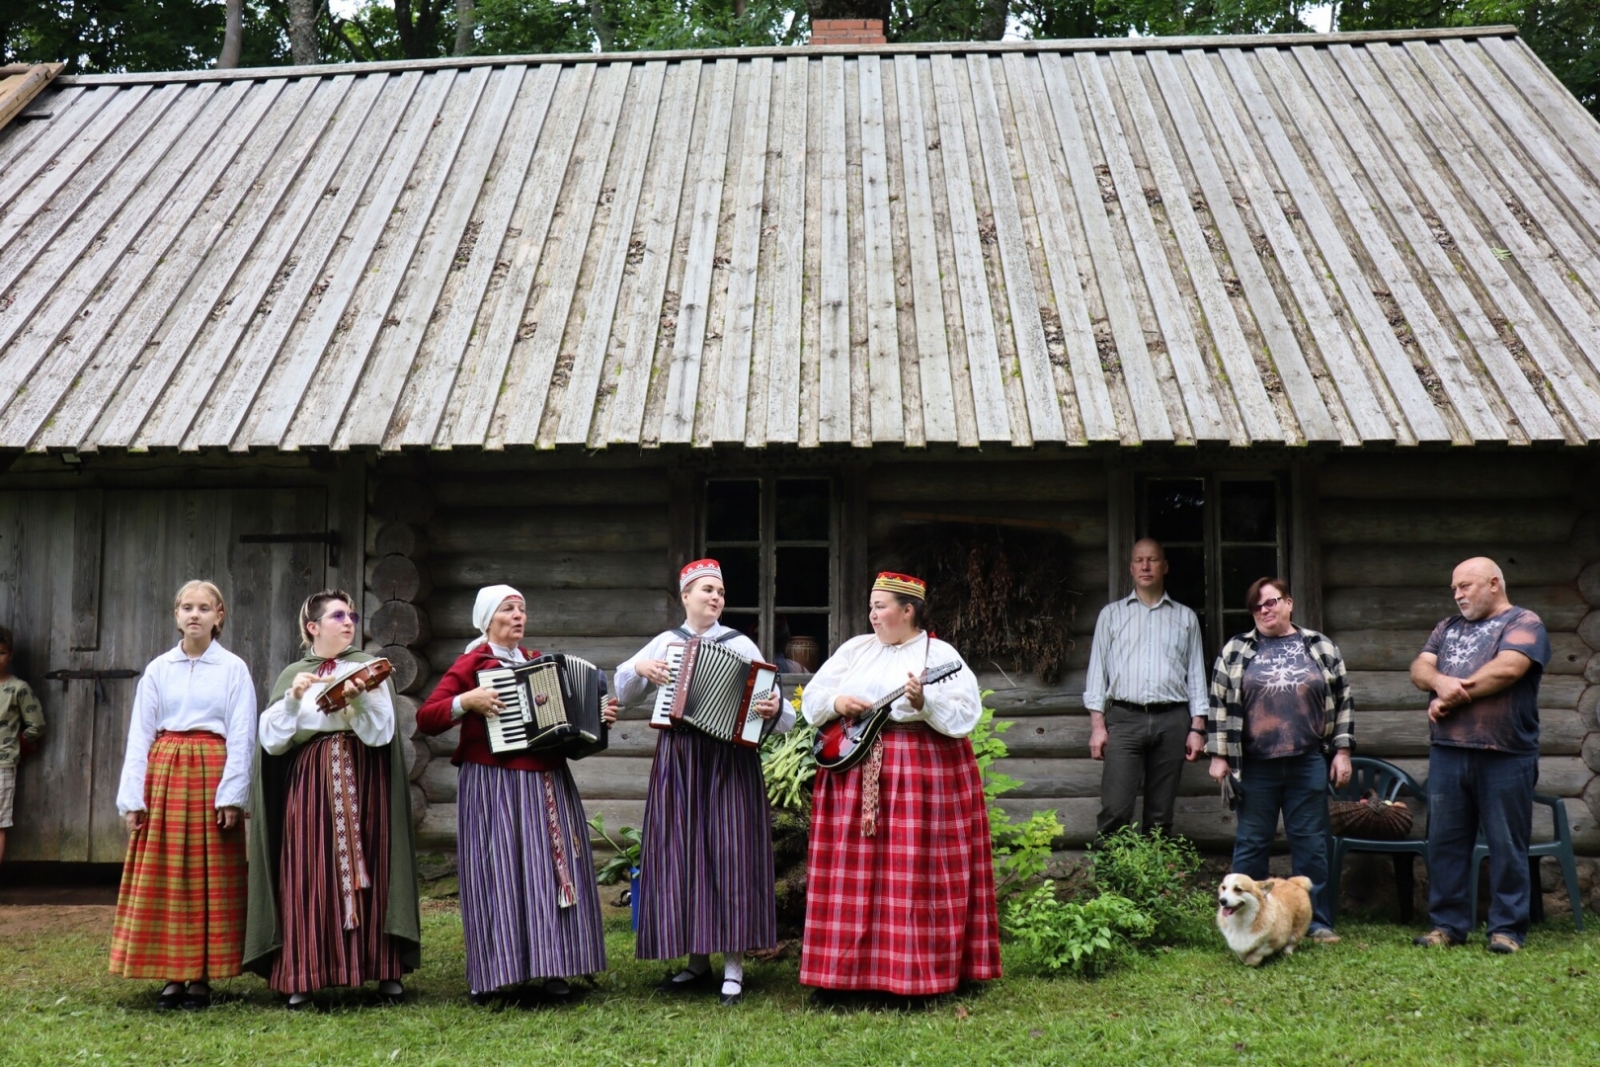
left=541, top=772, right=577, bottom=909
left=326, top=733, right=371, bottom=930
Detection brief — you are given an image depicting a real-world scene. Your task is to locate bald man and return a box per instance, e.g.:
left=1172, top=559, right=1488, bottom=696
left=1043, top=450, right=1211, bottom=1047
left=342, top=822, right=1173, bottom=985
left=1083, top=539, right=1208, bottom=838
left=1409, top=558, right=1550, bottom=954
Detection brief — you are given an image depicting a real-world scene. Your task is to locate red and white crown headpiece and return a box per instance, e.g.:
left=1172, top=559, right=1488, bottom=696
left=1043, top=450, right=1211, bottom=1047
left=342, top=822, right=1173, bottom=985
left=679, top=558, right=723, bottom=591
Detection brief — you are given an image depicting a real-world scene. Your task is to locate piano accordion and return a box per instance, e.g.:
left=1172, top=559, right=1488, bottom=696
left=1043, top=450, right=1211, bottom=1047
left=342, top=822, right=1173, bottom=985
left=649, top=637, right=781, bottom=748
left=478, top=654, right=609, bottom=760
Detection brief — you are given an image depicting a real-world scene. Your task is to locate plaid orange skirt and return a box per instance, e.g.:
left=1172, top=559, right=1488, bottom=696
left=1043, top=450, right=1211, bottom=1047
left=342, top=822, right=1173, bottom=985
left=109, top=730, right=246, bottom=980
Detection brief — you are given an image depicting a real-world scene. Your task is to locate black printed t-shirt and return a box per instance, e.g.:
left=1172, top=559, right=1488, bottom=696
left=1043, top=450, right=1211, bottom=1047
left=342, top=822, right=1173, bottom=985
left=1422, top=606, right=1549, bottom=754
left=1240, top=632, right=1328, bottom=761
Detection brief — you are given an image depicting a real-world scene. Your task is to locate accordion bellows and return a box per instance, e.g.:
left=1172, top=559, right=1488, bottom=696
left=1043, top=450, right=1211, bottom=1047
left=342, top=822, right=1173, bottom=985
left=650, top=637, right=780, bottom=748
left=478, top=654, right=608, bottom=760
left=1328, top=790, right=1415, bottom=840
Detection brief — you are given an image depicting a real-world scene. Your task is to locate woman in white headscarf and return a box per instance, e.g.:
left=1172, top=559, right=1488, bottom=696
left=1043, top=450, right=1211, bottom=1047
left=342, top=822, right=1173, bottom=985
left=417, top=585, right=617, bottom=1006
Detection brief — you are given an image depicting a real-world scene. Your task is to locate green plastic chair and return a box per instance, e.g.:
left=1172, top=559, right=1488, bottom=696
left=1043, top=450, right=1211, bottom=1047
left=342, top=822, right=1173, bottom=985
left=1467, top=793, right=1584, bottom=932
left=1325, top=757, right=1429, bottom=925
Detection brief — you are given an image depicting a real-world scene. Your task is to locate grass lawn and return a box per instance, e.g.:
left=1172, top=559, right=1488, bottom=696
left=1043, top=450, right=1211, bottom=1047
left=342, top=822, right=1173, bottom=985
left=3, top=900, right=1599, bottom=1066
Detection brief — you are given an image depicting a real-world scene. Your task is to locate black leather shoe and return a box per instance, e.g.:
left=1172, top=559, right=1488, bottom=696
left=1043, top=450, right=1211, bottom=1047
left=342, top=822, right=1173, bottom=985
left=155, top=983, right=184, bottom=1011
left=180, top=983, right=212, bottom=1011
left=378, top=981, right=405, bottom=1006
left=719, top=980, right=744, bottom=1007
left=468, top=991, right=495, bottom=1007
left=656, top=969, right=714, bottom=994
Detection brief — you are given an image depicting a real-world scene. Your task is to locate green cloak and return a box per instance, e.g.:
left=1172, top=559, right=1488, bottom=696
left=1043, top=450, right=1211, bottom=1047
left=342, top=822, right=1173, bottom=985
left=242, top=646, right=422, bottom=978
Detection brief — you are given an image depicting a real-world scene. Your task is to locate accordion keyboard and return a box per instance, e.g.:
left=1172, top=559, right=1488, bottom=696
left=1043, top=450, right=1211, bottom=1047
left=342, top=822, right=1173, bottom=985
left=479, top=667, right=531, bottom=753
left=649, top=643, right=688, bottom=728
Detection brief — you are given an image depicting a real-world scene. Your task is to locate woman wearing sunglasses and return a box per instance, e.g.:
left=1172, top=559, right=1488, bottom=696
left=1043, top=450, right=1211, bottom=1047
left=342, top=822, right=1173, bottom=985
left=244, top=589, right=420, bottom=1009
left=1205, top=577, right=1354, bottom=945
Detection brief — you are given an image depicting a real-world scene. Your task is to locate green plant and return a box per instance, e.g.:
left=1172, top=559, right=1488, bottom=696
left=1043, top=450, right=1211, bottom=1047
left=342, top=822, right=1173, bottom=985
left=761, top=684, right=818, bottom=811
left=1003, top=882, right=1155, bottom=976
left=587, top=814, right=641, bottom=885
left=1089, top=826, right=1210, bottom=944
left=973, top=699, right=1063, bottom=900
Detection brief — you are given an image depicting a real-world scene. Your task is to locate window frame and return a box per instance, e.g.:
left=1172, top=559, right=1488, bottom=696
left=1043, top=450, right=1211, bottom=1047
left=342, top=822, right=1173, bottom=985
left=1136, top=471, right=1288, bottom=657
left=699, top=474, right=841, bottom=662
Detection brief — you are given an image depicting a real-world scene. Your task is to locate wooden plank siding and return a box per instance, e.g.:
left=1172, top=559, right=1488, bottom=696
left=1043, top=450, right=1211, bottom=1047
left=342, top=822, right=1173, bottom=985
left=7, top=31, right=1600, bottom=451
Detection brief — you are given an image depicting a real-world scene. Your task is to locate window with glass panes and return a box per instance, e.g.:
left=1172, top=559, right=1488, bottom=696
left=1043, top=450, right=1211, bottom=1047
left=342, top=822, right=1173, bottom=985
left=703, top=477, right=835, bottom=668
left=1139, top=475, right=1285, bottom=654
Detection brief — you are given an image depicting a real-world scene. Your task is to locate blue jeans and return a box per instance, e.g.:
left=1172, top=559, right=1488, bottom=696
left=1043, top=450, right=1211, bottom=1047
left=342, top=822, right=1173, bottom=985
left=1231, top=750, right=1333, bottom=931
left=1426, top=745, right=1538, bottom=943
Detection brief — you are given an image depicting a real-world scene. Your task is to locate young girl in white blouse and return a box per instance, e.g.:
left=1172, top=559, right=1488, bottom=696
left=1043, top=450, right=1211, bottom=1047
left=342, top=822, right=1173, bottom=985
left=109, top=580, right=256, bottom=1011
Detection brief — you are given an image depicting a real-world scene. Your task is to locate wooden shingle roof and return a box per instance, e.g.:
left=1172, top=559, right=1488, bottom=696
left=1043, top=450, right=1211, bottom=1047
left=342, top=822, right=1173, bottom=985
left=3, top=27, right=1600, bottom=452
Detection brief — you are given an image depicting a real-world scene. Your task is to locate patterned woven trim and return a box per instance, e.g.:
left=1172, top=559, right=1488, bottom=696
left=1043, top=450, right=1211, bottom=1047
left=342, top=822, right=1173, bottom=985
left=679, top=558, right=723, bottom=590
left=872, top=572, right=927, bottom=600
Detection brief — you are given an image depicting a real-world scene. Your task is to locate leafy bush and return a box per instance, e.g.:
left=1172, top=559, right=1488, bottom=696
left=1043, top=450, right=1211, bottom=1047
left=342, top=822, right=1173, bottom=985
left=1089, top=826, right=1210, bottom=944
left=1003, top=883, right=1154, bottom=976
left=587, top=814, right=641, bottom=886
left=761, top=685, right=818, bottom=811
left=971, top=700, right=1063, bottom=900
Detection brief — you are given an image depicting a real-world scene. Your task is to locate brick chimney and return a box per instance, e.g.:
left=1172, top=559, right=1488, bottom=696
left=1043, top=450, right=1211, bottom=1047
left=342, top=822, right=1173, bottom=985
left=809, top=18, right=887, bottom=46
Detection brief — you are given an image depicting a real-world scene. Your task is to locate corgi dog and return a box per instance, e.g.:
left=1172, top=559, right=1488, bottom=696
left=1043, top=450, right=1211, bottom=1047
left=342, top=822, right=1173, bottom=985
left=1215, top=873, right=1313, bottom=966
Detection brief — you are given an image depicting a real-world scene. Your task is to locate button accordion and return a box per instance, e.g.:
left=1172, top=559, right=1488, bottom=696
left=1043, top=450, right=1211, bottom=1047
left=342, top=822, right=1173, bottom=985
left=478, top=654, right=609, bottom=760
left=650, top=637, right=781, bottom=748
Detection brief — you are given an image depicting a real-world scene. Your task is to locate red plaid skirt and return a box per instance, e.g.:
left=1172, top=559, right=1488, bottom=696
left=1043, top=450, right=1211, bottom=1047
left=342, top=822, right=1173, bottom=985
left=800, top=725, right=1001, bottom=995
left=109, top=731, right=246, bottom=980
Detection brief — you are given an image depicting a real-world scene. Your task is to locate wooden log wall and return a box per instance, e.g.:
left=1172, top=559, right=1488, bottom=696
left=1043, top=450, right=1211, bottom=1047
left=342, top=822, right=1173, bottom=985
left=1316, top=454, right=1600, bottom=854
left=370, top=455, right=677, bottom=848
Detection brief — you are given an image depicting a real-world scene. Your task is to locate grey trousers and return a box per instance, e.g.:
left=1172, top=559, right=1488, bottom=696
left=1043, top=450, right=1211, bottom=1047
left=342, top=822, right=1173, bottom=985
left=1096, top=706, right=1190, bottom=837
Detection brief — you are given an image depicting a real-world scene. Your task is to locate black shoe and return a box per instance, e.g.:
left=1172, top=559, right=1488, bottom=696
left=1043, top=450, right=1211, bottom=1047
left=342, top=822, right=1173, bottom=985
left=286, top=993, right=315, bottom=1012
left=378, top=981, right=405, bottom=1006
left=156, top=983, right=184, bottom=1011
left=180, top=983, right=212, bottom=1011
left=468, top=991, right=495, bottom=1007
left=656, top=968, right=715, bottom=994
left=719, top=979, right=744, bottom=1007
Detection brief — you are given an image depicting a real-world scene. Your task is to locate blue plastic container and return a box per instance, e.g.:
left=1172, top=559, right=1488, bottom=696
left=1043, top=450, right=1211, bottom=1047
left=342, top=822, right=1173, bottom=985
left=629, top=867, right=641, bottom=931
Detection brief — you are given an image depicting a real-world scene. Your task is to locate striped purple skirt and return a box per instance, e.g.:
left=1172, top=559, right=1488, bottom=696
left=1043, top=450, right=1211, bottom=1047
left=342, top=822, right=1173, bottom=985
left=637, top=728, right=777, bottom=959
left=457, top=762, right=606, bottom=991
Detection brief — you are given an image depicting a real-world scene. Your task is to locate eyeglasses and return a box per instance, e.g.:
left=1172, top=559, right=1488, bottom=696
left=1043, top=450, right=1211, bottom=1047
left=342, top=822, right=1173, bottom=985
left=1251, top=597, right=1286, bottom=614
left=319, top=610, right=360, bottom=625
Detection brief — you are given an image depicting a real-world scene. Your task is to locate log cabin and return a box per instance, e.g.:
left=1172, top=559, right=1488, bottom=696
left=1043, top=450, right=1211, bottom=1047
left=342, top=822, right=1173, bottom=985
left=1, top=27, right=1598, bottom=869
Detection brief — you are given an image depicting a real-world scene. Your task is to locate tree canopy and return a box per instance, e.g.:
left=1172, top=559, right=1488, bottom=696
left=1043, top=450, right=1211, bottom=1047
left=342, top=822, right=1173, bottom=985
left=2, top=0, right=1594, bottom=118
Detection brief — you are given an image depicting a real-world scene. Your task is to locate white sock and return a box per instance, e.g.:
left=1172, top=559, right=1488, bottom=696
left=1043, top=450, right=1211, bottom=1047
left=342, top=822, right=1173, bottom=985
left=722, top=953, right=744, bottom=996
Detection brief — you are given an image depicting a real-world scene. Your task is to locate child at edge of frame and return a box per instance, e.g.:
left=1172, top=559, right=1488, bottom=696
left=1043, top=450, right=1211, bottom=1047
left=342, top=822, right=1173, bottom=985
left=0, top=624, right=47, bottom=866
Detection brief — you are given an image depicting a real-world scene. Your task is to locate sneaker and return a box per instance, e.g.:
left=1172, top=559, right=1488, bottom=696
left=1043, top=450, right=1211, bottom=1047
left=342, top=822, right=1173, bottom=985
left=1307, top=927, right=1341, bottom=944
left=1413, top=928, right=1462, bottom=948
left=1487, top=933, right=1521, bottom=954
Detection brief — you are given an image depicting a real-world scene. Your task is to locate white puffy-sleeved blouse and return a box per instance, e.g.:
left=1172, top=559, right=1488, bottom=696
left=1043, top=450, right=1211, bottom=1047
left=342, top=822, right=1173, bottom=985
left=257, top=655, right=395, bottom=755
left=614, top=621, right=796, bottom=734
left=800, top=632, right=982, bottom=739
left=116, top=642, right=258, bottom=815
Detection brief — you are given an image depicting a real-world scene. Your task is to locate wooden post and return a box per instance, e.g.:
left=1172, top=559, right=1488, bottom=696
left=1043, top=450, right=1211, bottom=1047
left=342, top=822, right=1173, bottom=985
left=666, top=467, right=697, bottom=620
left=1106, top=464, right=1135, bottom=602
left=70, top=489, right=103, bottom=651
left=1291, top=459, right=1323, bottom=631
left=840, top=463, right=871, bottom=642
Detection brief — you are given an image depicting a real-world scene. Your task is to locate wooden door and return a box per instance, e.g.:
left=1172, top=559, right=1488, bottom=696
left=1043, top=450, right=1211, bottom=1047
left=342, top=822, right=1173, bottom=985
left=0, top=487, right=326, bottom=862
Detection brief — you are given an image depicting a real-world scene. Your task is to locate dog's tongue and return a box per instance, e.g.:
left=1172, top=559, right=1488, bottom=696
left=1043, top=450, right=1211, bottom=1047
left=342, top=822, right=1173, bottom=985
left=1221, top=905, right=1237, bottom=917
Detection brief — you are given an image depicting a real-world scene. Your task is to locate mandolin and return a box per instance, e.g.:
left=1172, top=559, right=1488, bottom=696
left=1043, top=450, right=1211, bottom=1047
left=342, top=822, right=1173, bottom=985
left=811, top=660, right=964, bottom=773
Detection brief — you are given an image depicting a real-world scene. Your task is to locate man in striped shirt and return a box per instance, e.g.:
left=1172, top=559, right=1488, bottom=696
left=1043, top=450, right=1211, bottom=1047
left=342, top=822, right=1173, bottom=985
left=1083, top=539, right=1209, bottom=838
